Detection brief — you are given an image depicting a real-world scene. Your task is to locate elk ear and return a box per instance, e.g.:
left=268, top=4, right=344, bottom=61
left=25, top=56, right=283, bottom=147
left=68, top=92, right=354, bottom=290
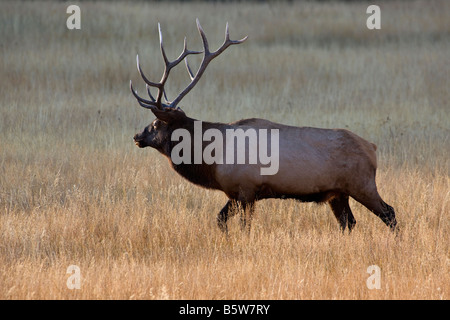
left=151, top=107, right=186, bottom=123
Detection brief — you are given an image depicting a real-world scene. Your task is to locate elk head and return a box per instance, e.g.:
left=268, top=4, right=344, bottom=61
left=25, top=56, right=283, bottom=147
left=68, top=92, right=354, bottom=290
left=131, top=19, right=247, bottom=158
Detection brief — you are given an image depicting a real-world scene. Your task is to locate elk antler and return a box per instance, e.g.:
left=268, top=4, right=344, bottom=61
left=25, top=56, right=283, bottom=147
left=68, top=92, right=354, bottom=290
left=130, top=19, right=247, bottom=111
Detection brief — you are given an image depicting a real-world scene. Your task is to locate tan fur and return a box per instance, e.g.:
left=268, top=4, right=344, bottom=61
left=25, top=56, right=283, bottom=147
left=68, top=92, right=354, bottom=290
left=216, top=119, right=377, bottom=200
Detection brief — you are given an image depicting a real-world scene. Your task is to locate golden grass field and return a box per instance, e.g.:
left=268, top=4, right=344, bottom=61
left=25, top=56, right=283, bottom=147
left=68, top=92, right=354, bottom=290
left=0, top=0, right=448, bottom=299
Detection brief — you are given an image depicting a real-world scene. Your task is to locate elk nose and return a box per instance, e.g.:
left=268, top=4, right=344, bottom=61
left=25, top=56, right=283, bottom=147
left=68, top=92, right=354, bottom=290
left=133, top=133, right=139, bottom=141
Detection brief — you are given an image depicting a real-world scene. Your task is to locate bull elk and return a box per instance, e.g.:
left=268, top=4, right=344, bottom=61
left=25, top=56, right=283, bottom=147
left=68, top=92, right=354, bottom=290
left=130, top=19, right=398, bottom=233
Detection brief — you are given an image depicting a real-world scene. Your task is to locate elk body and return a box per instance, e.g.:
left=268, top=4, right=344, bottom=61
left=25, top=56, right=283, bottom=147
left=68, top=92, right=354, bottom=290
left=131, top=20, right=398, bottom=233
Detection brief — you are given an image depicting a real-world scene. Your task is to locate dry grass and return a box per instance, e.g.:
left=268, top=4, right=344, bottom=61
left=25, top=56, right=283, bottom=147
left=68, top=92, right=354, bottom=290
left=0, top=1, right=449, bottom=299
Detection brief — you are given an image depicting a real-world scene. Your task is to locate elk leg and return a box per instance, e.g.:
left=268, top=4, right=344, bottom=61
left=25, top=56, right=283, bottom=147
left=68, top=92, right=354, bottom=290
left=328, top=194, right=355, bottom=232
left=217, top=200, right=233, bottom=233
left=353, top=191, right=398, bottom=231
left=347, top=208, right=356, bottom=231
left=217, top=199, right=255, bottom=233
left=373, top=200, right=397, bottom=231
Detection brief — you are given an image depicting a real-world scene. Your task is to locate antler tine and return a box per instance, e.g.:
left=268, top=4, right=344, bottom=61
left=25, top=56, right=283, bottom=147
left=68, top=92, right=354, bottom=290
left=145, top=84, right=156, bottom=102
left=158, top=23, right=169, bottom=65
left=170, top=19, right=247, bottom=108
left=136, top=54, right=164, bottom=109
left=184, top=57, right=195, bottom=81
left=131, top=20, right=246, bottom=112
left=156, top=29, right=202, bottom=105
left=130, top=80, right=159, bottom=110
left=196, top=18, right=210, bottom=54
left=225, top=21, right=248, bottom=45
left=167, top=37, right=203, bottom=70
left=163, top=90, right=170, bottom=104
left=210, top=21, right=248, bottom=58
left=225, top=22, right=230, bottom=42
left=136, top=55, right=161, bottom=88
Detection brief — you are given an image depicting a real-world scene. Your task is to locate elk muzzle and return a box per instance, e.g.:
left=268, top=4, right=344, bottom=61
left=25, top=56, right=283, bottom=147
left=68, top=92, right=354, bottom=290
left=133, top=133, right=145, bottom=148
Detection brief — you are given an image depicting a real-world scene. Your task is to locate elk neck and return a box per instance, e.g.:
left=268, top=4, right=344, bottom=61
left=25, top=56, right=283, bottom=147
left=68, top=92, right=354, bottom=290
left=164, top=117, right=224, bottom=191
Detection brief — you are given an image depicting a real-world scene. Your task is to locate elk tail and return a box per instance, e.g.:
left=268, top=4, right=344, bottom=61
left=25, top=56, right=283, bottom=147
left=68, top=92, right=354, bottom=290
left=371, top=143, right=377, bottom=151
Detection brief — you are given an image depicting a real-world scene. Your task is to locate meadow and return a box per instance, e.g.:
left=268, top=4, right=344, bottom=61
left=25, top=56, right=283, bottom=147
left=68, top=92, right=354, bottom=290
left=0, top=0, right=448, bottom=299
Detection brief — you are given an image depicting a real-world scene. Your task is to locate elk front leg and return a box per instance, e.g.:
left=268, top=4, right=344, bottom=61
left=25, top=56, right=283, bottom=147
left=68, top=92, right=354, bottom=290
left=217, top=200, right=234, bottom=233
left=217, top=199, right=255, bottom=233
left=328, top=194, right=356, bottom=233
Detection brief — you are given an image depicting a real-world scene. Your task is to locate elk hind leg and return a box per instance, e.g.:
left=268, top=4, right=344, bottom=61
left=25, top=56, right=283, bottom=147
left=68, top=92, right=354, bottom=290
left=352, top=189, right=398, bottom=232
